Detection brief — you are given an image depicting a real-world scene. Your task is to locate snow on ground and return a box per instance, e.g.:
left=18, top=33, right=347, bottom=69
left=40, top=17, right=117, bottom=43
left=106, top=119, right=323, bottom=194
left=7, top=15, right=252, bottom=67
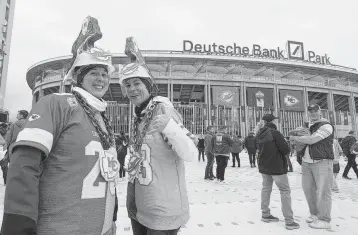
left=1, top=152, right=358, bottom=235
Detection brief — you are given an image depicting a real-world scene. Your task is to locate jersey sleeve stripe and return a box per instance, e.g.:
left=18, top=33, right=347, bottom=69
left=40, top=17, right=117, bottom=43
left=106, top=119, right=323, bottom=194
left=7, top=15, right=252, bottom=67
left=14, top=128, right=53, bottom=154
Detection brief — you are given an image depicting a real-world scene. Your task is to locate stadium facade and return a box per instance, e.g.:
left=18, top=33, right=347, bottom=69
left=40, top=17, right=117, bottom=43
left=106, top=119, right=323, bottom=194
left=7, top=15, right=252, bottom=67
left=26, top=40, right=358, bottom=138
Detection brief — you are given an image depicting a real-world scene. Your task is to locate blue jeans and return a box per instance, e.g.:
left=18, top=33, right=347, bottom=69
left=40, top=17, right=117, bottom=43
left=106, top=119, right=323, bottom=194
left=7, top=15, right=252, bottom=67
left=261, top=174, right=294, bottom=223
left=204, top=152, right=215, bottom=178
left=131, top=219, right=180, bottom=235
left=302, top=160, right=333, bottom=222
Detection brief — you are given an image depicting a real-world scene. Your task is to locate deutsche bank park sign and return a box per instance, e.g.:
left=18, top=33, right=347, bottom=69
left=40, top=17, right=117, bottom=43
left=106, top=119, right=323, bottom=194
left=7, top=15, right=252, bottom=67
left=183, top=40, right=331, bottom=65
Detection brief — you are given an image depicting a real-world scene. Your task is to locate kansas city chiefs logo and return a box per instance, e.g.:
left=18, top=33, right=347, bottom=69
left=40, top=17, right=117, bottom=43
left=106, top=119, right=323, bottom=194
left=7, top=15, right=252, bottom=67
left=219, top=91, right=234, bottom=103
left=284, top=94, right=299, bottom=106
left=28, top=114, right=41, bottom=122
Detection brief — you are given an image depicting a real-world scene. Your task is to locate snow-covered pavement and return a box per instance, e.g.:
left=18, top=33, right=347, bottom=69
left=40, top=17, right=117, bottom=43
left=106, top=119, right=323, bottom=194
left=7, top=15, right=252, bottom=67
left=1, top=152, right=358, bottom=234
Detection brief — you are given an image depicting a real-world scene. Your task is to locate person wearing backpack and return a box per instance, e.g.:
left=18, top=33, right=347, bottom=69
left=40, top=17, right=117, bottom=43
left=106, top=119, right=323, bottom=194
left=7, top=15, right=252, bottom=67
left=341, top=131, right=358, bottom=179
left=332, top=139, right=343, bottom=192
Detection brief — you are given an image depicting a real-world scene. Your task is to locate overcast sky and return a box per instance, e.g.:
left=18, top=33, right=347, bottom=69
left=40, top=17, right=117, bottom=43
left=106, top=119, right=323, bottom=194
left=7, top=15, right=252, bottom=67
left=4, top=0, right=358, bottom=121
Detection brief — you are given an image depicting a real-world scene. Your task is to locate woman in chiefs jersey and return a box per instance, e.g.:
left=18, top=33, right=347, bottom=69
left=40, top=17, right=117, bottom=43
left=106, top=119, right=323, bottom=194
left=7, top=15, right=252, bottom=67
left=1, top=20, right=119, bottom=235
left=119, top=63, right=198, bottom=235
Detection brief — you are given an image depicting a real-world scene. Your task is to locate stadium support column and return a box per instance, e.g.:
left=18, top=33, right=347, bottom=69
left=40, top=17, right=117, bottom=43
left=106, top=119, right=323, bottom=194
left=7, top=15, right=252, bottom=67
left=32, top=93, right=37, bottom=107
left=170, top=62, right=173, bottom=102
left=273, top=84, right=280, bottom=132
left=327, top=90, right=338, bottom=137
left=207, top=69, right=211, bottom=126
left=205, top=68, right=209, bottom=128
left=240, top=81, right=245, bottom=137
left=328, top=89, right=336, bottom=119
left=303, top=87, right=308, bottom=121
left=38, top=71, right=45, bottom=100
left=168, top=61, right=171, bottom=100
left=59, top=67, right=66, bottom=93
left=243, top=81, right=248, bottom=137
left=349, top=92, right=357, bottom=133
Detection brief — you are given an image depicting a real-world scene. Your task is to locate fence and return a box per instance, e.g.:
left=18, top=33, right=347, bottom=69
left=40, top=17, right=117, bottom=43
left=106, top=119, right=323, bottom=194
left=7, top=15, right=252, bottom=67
left=105, top=102, right=317, bottom=137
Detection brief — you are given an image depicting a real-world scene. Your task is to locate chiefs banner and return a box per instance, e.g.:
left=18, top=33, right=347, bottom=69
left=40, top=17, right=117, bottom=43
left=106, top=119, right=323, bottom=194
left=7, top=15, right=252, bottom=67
left=212, top=86, right=240, bottom=107
left=279, top=90, right=305, bottom=111
left=246, top=88, right=274, bottom=108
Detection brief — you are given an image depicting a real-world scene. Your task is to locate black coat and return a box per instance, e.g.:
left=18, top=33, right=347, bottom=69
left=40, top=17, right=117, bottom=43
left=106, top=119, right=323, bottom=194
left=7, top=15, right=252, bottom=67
left=244, top=135, right=257, bottom=150
left=256, top=122, right=290, bottom=175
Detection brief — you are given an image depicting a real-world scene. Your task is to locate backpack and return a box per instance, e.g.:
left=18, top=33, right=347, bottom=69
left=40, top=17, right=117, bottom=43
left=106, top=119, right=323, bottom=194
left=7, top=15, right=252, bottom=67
left=340, top=136, right=355, bottom=152
left=350, top=142, right=358, bottom=154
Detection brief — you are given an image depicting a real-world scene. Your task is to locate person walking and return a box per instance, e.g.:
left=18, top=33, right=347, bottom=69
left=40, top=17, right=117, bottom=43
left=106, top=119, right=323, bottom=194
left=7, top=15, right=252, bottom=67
left=332, top=139, right=343, bottom=192
left=341, top=131, right=358, bottom=179
left=115, top=131, right=128, bottom=181
left=213, top=126, right=233, bottom=183
left=197, top=134, right=205, bottom=162
left=290, top=104, right=334, bottom=229
left=231, top=134, right=243, bottom=167
left=285, top=137, right=293, bottom=172
left=204, top=126, right=215, bottom=180
left=244, top=132, right=257, bottom=167
left=256, top=114, right=300, bottom=230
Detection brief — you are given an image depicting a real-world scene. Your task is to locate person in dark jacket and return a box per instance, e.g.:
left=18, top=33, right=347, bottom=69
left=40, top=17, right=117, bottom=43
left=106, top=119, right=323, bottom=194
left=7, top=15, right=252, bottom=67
left=256, top=114, right=300, bottom=230
left=197, top=134, right=205, bottom=162
left=244, top=132, right=257, bottom=167
left=341, top=131, right=358, bottom=179
left=285, top=137, right=293, bottom=172
left=115, top=131, right=128, bottom=180
left=290, top=104, right=334, bottom=229
left=4, top=110, right=29, bottom=155
left=204, top=126, right=215, bottom=180
left=213, top=126, right=233, bottom=183
left=231, top=135, right=243, bottom=167
left=0, top=129, right=7, bottom=185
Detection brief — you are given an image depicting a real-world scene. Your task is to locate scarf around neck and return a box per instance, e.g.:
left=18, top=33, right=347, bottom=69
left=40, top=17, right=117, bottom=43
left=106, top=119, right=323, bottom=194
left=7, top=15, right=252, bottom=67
left=72, top=87, right=107, bottom=112
left=134, top=95, right=154, bottom=118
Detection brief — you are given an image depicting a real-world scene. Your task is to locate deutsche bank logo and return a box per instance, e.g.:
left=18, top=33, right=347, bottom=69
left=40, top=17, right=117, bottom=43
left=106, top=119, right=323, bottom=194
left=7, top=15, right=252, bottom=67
left=287, top=41, right=304, bottom=60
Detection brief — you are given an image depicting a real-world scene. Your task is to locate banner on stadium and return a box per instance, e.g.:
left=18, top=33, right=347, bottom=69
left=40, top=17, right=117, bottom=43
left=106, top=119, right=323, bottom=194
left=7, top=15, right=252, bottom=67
left=279, top=90, right=305, bottom=111
left=246, top=88, right=274, bottom=108
left=343, top=111, right=349, bottom=125
left=212, top=86, right=240, bottom=107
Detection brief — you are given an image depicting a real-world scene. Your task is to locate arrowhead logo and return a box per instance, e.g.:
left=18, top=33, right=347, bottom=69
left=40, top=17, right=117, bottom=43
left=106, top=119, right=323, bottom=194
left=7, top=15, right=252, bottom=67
left=284, top=94, right=300, bottom=106
left=28, top=114, right=41, bottom=122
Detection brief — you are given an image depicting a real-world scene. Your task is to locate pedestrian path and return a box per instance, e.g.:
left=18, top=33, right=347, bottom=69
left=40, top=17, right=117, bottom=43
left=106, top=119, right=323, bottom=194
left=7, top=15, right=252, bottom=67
left=1, top=152, right=358, bottom=234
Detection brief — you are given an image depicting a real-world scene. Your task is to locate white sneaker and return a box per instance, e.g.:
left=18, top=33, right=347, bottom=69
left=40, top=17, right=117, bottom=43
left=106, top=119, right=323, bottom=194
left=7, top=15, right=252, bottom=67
left=308, top=219, right=331, bottom=229
left=306, top=215, right=318, bottom=223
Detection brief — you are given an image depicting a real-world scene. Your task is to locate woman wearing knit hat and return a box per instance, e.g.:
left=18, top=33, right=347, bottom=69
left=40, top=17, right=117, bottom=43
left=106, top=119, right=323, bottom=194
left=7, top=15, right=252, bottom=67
left=1, top=17, right=119, bottom=235
left=119, top=62, right=198, bottom=235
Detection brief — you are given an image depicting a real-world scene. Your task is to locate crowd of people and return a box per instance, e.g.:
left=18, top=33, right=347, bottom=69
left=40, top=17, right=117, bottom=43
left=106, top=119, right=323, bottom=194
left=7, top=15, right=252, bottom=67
left=195, top=104, right=357, bottom=231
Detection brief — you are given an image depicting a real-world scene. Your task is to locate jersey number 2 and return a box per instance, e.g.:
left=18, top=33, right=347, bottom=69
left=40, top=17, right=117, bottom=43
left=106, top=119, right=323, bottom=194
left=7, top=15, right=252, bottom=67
left=81, top=141, right=106, bottom=199
left=137, top=144, right=153, bottom=186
